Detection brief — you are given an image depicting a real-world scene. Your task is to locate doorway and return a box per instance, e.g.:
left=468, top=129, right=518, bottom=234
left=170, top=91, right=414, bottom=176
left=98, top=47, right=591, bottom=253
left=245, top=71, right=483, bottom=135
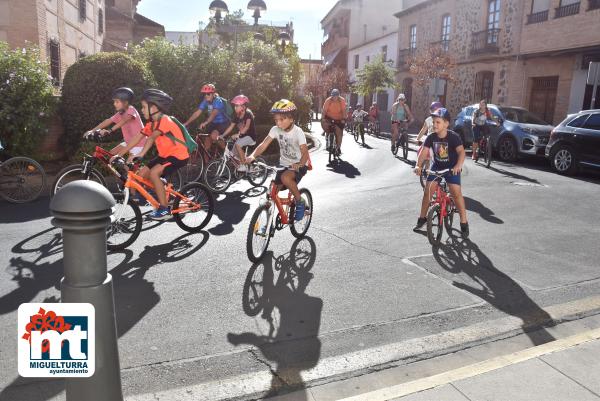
left=529, top=76, right=558, bottom=123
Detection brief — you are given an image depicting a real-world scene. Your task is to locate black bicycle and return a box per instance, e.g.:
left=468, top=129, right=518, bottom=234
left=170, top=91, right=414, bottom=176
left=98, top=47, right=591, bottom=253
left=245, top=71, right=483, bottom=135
left=325, top=120, right=340, bottom=164
left=353, top=120, right=366, bottom=146
left=392, top=121, right=409, bottom=159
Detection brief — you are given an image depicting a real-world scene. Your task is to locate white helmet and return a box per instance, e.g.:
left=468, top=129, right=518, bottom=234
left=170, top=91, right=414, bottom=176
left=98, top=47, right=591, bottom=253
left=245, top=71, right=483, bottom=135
left=397, top=93, right=406, bottom=101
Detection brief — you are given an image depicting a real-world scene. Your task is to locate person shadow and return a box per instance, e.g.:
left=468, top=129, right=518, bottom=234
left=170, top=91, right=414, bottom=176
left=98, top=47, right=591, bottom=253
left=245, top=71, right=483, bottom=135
left=464, top=197, right=504, bottom=224
left=228, top=237, right=321, bottom=399
left=327, top=160, right=361, bottom=179
left=210, top=190, right=252, bottom=236
left=432, top=237, right=555, bottom=346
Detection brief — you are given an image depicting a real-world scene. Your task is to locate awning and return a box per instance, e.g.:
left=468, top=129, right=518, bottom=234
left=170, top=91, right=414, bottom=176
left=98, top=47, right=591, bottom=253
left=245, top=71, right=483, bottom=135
left=324, top=48, right=342, bottom=70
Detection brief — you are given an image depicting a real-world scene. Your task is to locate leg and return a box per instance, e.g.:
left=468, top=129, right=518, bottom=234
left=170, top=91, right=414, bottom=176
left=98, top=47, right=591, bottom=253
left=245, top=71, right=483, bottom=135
left=391, top=123, right=399, bottom=146
left=448, top=184, right=467, bottom=224
left=420, top=180, right=438, bottom=218
left=280, top=170, right=301, bottom=201
left=211, top=130, right=225, bottom=151
left=149, top=164, right=168, bottom=207
left=110, top=143, right=126, bottom=155
left=335, top=124, right=343, bottom=149
left=235, top=144, right=245, bottom=163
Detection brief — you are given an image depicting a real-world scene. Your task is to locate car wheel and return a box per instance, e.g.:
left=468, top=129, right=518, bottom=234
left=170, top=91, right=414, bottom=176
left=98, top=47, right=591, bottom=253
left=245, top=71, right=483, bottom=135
left=551, top=144, right=578, bottom=175
left=498, top=135, right=518, bottom=162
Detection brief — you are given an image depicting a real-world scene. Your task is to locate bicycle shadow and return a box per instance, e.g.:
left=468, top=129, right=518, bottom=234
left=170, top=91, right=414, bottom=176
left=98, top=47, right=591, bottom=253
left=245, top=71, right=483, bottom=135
left=0, top=196, right=52, bottom=223
left=487, top=164, right=543, bottom=185
left=228, top=237, right=321, bottom=399
left=464, top=197, right=504, bottom=225
left=327, top=159, right=361, bottom=179
left=432, top=237, right=555, bottom=346
left=210, top=190, right=251, bottom=236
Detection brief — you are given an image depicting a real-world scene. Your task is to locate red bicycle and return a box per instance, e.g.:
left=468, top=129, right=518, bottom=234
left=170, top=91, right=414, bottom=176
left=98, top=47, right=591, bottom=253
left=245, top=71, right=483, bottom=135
left=425, top=169, right=457, bottom=245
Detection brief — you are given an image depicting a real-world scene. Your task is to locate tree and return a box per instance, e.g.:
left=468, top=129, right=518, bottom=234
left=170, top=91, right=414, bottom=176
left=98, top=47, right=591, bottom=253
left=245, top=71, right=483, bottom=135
left=352, top=55, right=397, bottom=96
left=304, top=67, right=349, bottom=107
left=407, top=46, right=456, bottom=88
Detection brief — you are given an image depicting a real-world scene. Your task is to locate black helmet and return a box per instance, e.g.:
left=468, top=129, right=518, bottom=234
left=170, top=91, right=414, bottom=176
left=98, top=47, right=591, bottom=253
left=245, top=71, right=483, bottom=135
left=112, top=87, right=134, bottom=102
left=142, top=89, right=173, bottom=113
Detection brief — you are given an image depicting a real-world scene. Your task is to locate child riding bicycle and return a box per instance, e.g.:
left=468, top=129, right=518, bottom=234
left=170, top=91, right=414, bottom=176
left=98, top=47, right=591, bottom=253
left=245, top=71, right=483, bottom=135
left=113, top=89, right=190, bottom=220
left=222, top=95, right=257, bottom=172
left=246, top=99, right=310, bottom=222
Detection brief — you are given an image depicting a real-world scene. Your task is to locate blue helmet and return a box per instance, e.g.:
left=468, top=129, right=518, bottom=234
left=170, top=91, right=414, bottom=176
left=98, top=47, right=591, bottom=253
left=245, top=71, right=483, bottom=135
left=331, top=89, right=340, bottom=97
left=430, top=107, right=451, bottom=121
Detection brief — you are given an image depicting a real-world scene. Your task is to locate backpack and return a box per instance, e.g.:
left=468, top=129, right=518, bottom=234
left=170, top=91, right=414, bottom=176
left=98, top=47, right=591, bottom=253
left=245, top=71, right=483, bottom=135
left=217, top=96, right=235, bottom=122
left=165, top=116, right=198, bottom=153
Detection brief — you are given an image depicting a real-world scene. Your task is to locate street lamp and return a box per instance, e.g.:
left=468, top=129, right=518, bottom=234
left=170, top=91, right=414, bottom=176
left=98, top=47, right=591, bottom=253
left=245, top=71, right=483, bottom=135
left=253, top=32, right=266, bottom=42
left=277, top=30, right=292, bottom=51
left=209, top=0, right=229, bottom=24
left=247, top=0, right=267, bottom=26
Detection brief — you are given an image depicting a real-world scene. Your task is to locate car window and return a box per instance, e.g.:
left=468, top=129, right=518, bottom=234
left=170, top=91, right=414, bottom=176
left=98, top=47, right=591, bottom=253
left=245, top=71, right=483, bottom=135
left=567, top=115, right=588, bottom=128
left=489, top=107, right=503, bottom=119
left=502, top=109, right=519, bottom=122
left=499, top=107, right=548, bottom=125
left=581, top=113, right=600, bottom=131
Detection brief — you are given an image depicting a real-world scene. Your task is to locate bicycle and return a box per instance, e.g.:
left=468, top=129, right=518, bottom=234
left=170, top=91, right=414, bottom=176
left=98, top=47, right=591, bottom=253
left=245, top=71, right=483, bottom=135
left=392, top=121, right=409, bottom=159
left=107, top=157, right=215, bottom=249
left=324, top=120, right=340, bottom=164
left=0, top=143, right=47, bottom=203
left=424, top=169, right=457, bottom=246
left=203, top=139, right=269, bottom=194
left=353, top=120, right=366, bottom=146
left=367, top=119, right=380, bottom=136
left=246, top=163, right=313, bottom=262
left=179, top=131, right=223, bottom=184
left=52, top=131, right=183, bottom=195
left=473, top=122, right=496, bottom=168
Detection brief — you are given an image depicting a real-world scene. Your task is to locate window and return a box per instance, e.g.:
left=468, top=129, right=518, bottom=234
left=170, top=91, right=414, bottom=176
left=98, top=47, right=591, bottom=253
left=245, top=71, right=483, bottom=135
left=49, top=39, right=60, bottom=86
left=366, top=55, right=370, bottom=63
left=566, top=115, right=588, bottom=127
left=409, top=25, right=417, bottom=50
left=487, top=0, right=501, bottom=44
left=555, top=0, right=580, bottom=17
left=382, top=45, right=388, bottom=62
left=582, top=113, right=600, bottom=130
left=532, top=0, right=550, bottom=12
left=474, top=71, right=494, bottom=102
left=98, top=9, right=104, bottom=34
left=441, top=14, right=451, bottom=42
left=354, top=54, right=359, bottom=69
left=79, top=0, right=87, bottom=22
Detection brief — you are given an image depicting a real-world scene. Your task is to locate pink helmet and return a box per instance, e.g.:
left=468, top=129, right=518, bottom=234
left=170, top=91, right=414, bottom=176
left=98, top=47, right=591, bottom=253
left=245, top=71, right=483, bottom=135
left=231, top=95, right=250, bottom=106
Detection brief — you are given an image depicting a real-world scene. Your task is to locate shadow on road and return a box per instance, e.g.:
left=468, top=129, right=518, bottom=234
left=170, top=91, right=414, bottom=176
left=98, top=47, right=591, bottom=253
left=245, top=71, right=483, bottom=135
left=210, top=190, right=252, bottom=236
left=433, top=237, right=555, bottom=346
left=228, top=237, right=321, bottom=400
left=0, top=196, right=52, bottom=223
left=327, top=159, right=361, bottom=179
left=487, top=163, right=543, bottom=185
left=464, top=197, right=504, bottom=224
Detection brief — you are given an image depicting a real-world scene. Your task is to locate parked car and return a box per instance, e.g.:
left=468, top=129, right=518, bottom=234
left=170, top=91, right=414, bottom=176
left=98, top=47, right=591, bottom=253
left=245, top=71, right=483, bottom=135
left=545, top=109, right=600, bottom=175
left=453, top=104, right=554, bottom=162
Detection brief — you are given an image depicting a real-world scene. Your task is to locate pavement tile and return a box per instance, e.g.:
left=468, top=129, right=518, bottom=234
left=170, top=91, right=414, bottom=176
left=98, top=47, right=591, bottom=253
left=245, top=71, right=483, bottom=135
left=541, top=340, right=600, bottom=396
left=266, top=388, right=317, bottom=401
left=389, top=384, right=469, bottom=401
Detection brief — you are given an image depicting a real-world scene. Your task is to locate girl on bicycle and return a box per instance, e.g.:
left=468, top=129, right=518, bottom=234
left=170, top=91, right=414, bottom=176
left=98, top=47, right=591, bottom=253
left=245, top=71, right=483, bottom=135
left=222, top=95, right=257, bottom=172
left=390, top=94, right=414, bottom=152
left=471, top=100, right=493, bottom=161
left=416, top=101, right=443, bottom=167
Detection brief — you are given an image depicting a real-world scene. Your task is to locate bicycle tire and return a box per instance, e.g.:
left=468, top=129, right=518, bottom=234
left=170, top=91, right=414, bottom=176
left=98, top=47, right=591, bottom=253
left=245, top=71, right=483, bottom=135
left=444, top=203, right=455, bottom=235
left=353, top=125, right=360, bottom=142
left=0, top=157, right=47, bottom=203
left=247, top=157, right=269, bottom=187
left=392, top=136, right=399, bottom=156
left=427, top=204, right=444, bottom=246
left=246, top=204, right=272, bottom=263
left=420, top=159, right=431, bottom=189
left=484, top=136, right=493, bottom=168
left=107, top=194, right=142, bottom=251
left=52, top=164, right=106, bottom=196
left=181, top=152, right=204, bottom=184
left=402, top=132, right=409, bottom=159
left=173, top=182, right=214, bottom=233
left=166, top=169, right=184, bottom=192
left=290, top=188, right=313, bottom=238
left=204, top=159, right=231, bottom=193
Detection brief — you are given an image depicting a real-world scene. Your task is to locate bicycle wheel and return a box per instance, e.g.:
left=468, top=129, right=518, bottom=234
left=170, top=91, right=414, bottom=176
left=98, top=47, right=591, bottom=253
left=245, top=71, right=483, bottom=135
left=353, top=125, right=360, bottom=142
left=180, top=151, right=204, bottom=184
left=484, top=137, right=493, bottom=168
left=246, top=204, right=272, bottom=263
left=165, top=169, right=183, bottom=192
left=52, top=164, right=106, bottom=196
left=420, top=159, right=431, bottom=189
left=444, top=203, right=455, bottom=235
left=107, top=194, right=142, bottom=251
left=0, top=157, right=46, bottom=203
left=172, top=182, right=215, bottom=233
left=204, top=159, right=231, bottom=193
left=426, top=204, right=444, bottom=246
left=402, top=132, right=409, bottom=159
left=247, top=158, right=269, bottom=187
left=290, top=189, right=313, bottom=238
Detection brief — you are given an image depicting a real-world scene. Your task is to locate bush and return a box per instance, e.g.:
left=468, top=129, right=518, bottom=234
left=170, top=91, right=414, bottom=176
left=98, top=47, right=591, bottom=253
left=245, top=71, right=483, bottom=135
left=60, top=52, right=155, bottom=154
left=0, top=42, right=56, bottom=156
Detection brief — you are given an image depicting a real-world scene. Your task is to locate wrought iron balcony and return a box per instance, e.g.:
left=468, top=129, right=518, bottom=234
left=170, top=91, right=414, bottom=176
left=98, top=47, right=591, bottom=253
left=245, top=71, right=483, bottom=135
left=397, top=48, right=415, bottom=70
left=555, top=2, right=580, bottom=18
left=471, top=29, right=500, bottom=55
left=526, top=10, right=549, bottom=24
left=431, top=39, right=451, bottom=52
left=589, top=0, right=600, bottom=10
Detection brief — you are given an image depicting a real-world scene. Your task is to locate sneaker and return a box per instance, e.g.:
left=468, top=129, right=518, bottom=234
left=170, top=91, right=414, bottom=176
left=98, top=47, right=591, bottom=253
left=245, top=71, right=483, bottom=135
left=460, top=222, right=470, bottom=239
left=413, top=217, right=427, bottom=232
left=295, top=200, right=306, bottom=221
left=149, top=206, right=171, bottom=221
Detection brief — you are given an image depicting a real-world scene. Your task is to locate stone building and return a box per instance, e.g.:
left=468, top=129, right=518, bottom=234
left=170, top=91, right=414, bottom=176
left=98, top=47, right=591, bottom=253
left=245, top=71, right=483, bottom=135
left=321, top=1, right=351, bottom=72
left=103, top=0, right=164, bottom=51
left=394, top=0, right=600, bottom=125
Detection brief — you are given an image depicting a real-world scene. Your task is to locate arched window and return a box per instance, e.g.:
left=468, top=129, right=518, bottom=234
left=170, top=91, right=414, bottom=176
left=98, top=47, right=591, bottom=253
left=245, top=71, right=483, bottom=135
left=474, top=71, right=494, bottom=102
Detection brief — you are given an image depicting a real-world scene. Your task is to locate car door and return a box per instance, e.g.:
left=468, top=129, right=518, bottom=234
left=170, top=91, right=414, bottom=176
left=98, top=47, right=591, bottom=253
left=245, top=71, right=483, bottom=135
left=488, top=107, right=505, bottom=146
left=575, top=112, right=600, bottom=166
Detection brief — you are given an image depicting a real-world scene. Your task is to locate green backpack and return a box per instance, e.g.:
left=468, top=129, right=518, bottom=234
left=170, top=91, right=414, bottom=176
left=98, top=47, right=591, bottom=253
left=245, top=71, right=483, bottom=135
left=217, top=96, right=235, bottom=122
left=165, top=116, right=198, bottom=153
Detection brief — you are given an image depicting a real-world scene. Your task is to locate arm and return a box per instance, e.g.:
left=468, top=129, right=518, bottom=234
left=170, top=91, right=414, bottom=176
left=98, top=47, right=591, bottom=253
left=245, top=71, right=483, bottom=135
left=405, top=105, right=415, bottom=124
left=414, top=146, right=430, bottom=175
left=86, top=118, right=113, bottom=136
left=115, top=132, right=145, bottom=158
left=108, top=114, right=134, bottom=134
left=200, top=109, right=219, bottom=128
left=238, top=118, right=251, bottom=135
left=184, top=109, right=202, bottom=127
left=222, top=122, right=236, bottom=138
left=416, top=122, right=428, bottom=142
left=248, top=136, right=274, bottom=161
left=452, top=145, right=466, bottom=175
left=296, top=144, right=309, bottom=169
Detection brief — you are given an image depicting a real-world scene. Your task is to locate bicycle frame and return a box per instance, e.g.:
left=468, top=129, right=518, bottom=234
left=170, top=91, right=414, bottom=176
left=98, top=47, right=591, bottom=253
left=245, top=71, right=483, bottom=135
left=268, top=180, right=295, bottom=226
left=427, top=175, right=452, bottom=222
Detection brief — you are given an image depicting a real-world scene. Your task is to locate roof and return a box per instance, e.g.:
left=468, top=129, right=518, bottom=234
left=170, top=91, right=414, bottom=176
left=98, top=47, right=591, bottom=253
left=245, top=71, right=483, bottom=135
left=394, top=0, right=439, bottom=19
left=134, top=13, right=164, bottom=29
left=300, top=59, right=323, bottom=65
left=320, top=0, right=351, bottom=25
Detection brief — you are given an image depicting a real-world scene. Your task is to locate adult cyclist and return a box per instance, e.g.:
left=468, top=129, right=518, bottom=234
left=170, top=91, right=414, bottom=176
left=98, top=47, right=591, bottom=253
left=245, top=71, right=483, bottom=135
left=321, top=89, right=347, bottom=156
left=390, top=94, right=414, bottom=152
left=184, top=84, right=228, bottom=152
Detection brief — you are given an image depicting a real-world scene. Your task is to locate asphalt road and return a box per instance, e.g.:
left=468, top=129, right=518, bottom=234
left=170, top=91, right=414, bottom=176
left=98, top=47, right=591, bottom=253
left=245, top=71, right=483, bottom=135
left=1, top=132, right=600, bottom=400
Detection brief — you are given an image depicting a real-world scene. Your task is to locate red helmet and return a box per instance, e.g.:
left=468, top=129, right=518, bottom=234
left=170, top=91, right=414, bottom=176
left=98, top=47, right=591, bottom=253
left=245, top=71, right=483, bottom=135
left=231, top=95, right=250, bottom=106
left=200, top=84, right=216, bottom=94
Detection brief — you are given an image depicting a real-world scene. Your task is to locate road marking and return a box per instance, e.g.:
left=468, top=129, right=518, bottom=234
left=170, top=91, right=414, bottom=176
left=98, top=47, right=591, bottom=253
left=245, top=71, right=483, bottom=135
left=338, top=328, right=600, bottom=401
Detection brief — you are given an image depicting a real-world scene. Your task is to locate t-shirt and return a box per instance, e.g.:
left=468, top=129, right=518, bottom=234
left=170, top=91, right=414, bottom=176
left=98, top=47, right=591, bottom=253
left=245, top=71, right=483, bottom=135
left=323, top=97, right=347, bottom=121
left=267, top=124, right=307, bottom=167
left=199, top=97, right=228, bottom=124
left=142, top=115, right=189, bottom=160
left=233, top=110, right=256, bottom=141
left=369, top=107, right=379, bottom=118
left=352, top=110, right=368, bottom=122
left=425, top=116, right=434, bottom=135
left=473, top=109, right=491, bottom=126
left=424, top=130, right=463, bottom=172
left=110, top=106, right=145, bottom=146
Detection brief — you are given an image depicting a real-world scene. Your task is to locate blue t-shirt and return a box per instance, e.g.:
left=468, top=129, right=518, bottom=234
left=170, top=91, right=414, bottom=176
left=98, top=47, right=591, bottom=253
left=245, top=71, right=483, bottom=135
left=424, top=130, right=463, bottom=171
left=199, top=97, right=228, bottom=124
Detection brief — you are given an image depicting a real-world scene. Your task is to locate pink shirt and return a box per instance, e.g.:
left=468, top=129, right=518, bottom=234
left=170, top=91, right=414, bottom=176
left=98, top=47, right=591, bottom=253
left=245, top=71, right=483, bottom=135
left=110, top=106, right=145, bottom=146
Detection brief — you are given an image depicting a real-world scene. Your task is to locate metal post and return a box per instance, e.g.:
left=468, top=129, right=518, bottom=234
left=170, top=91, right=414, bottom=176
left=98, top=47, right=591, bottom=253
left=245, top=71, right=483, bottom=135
left=50, top=181, right=123, bottom=401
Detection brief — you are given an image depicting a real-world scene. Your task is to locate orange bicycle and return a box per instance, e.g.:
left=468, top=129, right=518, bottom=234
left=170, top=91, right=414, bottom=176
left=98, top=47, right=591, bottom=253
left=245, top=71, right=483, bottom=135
left=246, top=163, right=313, bottom=262
left=107, top=158, right=215, bottom=250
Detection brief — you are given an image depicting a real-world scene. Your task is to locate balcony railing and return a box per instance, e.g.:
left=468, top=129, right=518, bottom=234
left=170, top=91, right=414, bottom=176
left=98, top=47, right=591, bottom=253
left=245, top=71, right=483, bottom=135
left=471, top=29, right=500, bottom=55
left=431, top=39, right=451, bottom=52
left=589, top=0, right=600, bottom=10
left=397, top=48, right=415, bottom=70
left=555, top=2, right=580, bottom=18
left=526, top=10, right=549, bottom=24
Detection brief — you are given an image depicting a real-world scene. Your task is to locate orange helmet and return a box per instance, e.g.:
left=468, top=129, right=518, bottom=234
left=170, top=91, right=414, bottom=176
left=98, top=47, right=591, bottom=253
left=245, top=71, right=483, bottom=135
left=200, top=84, right=216, bottom=94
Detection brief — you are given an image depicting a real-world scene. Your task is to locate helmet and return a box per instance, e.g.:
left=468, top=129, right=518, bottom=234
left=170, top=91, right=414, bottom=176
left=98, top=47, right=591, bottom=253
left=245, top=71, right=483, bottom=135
left=331, top=89, right=340, bottom=97
left=430, top=101, right=443, bottom=112
left=430, top=107, right=451, bottom=122
left=270, top=99, right=297, bottom=113
left=397, top=93, right=406, bottom=101
left=112, top=87, right=134, bottom=102
left=142, top=89, right=173, bottom=113
left=231, top=95, right=250, bottom=106
left=356, top=103, right=362, bottom=108
left=200, top=84, right=216, bottom=94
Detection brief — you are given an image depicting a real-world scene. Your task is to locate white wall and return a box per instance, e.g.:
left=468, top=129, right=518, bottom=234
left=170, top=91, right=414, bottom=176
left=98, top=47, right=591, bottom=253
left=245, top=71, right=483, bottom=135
left=346, top=0, right=404, bottom=49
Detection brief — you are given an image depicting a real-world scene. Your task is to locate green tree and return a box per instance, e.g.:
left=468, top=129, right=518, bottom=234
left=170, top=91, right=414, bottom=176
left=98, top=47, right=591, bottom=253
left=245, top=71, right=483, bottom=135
left=352, top=55, right=397, bottom=96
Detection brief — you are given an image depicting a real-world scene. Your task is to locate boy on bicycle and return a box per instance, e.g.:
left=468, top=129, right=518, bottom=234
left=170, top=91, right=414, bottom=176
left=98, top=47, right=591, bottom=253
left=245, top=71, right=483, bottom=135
left=413, top=108, right=469, bottom=239
left=114, top=89, right=189, bottom=220
left=352, top=104, right=369, bottom=125
left=247, top=99, right=310, bottom=222
left=222, top=95, right=256, bottom=172
left=84, top=87, right=145, bottom=162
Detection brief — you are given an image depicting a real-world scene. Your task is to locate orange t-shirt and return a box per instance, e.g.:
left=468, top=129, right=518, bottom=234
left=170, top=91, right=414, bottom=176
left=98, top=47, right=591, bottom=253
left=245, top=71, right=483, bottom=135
left=142, top=115, right=189, bottom=160
left=323, top=97, right=347, bottom=121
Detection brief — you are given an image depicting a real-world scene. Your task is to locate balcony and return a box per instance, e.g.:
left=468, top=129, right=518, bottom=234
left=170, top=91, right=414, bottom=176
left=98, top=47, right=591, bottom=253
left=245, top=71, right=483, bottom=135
left=397, top=48, right=415, bottom=71
left=590, top=0, right=600, bottom=10
left=431, top=40, right=451, bottom=52
left=555, top=2, right=580, bottom=18
left=471, top=29, right=501, bottom=55
left=526, top=10, right=549, bottom=24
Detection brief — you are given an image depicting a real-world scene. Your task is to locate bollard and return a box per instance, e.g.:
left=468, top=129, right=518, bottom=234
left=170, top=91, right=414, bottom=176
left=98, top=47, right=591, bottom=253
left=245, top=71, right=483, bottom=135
left=50, top=180, right=123, bottom=401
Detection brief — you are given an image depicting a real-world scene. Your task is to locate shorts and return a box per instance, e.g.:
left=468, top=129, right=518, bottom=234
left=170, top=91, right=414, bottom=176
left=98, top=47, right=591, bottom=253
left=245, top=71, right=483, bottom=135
left=207, top=121, right=230, bottom=136
left=325, top=119, right=345, bottom=130
left=426, top=170, right=461, bottom=186
left=274, top=166, right=308, bottom=186
left=147, top=156, right=188, bottom=177
left=472, top=125, right=488, bottom=141
left=120, top=142, right=143, bottom=156
left=235, top=136, right=256, bottom=148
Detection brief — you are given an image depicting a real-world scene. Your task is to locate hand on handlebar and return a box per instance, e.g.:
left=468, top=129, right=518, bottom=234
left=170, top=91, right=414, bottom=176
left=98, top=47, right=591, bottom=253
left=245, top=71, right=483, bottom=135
left=413, top=166, right=422, bottom=176
left=245, top=155, right=255, bottom=164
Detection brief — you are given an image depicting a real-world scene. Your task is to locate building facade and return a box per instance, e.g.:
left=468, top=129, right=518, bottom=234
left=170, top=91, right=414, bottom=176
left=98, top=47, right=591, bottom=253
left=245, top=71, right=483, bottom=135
left=394, top=0, right=600, bottom=125
left=103, top=0, right=164, bottom=51
left=321, top=1, right=351, bottom=72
